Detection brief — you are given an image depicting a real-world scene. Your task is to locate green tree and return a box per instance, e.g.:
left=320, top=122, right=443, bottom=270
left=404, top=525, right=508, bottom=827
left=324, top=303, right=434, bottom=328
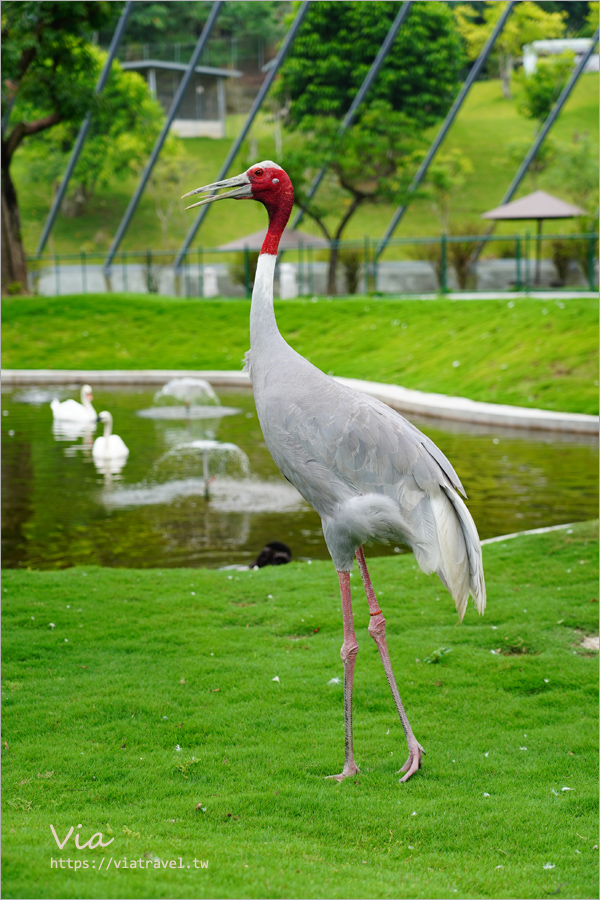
left=454, top=1, right=566, bottom=99
left=548, top=132, right=599, bottom=214
left=1, top=1, right=120, bottom=291
left=283, top=104, right=421, bottom=294
left=583, top=1, right=599, bottom=35
left=422, top=149, right=474, bottom=235
left=105, top=0, right=288, bottom=45
left=278, top=1, right=465, bottom=128
left=277, top=1, right=465, bottom=292
left=517, top=51, right=574, bottom=126
left=504, top=137, right=557, bottom=189
left=21, top=49, right=163, bottom=219
left=146, top=137, right=190, bottom=248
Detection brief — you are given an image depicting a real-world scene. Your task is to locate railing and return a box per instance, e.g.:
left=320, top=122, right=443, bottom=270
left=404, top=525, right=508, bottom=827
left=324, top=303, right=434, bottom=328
left=25, top=232, right=598, bottom=299
left=111, top=36, right=270, bottom=72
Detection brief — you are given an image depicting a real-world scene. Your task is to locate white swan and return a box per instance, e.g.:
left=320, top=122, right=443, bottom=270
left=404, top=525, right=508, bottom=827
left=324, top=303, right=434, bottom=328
left=92, top=411, right=129, bottom=462
left=51, top=384, right=96, bottom=422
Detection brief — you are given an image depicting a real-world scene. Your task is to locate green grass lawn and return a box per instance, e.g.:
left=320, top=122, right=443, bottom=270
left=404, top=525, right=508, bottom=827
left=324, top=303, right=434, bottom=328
left=2, top=293, right=598, bottom=414
left=12, top=75, right=598, bottom=258
left=2, top=522, right=598, bottom=900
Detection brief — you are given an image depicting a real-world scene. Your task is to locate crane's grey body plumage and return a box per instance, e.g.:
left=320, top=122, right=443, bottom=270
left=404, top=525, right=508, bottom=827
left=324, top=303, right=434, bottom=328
left=184, top=160, right=486, bottom=782
left=246, top=254, right=485, bottom=621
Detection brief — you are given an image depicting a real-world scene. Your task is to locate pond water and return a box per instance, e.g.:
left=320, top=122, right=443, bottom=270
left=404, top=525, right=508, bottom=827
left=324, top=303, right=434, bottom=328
left=2, top=384, right=598, bottom=570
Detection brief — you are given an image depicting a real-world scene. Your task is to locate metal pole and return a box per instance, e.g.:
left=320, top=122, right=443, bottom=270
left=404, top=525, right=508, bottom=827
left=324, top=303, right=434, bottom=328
left=498, top=29, right=599, bottom=207
left=535, top=218, right=542, bottom=285
left=104, top=1, right=223, bottom=276
left=440, top=234, right=447, bottom=293
left=35, top=1, right=133, bottom=257
left=376, top=0, right=515, bottom=260
left=173, top=0, right=311, bottom=271
left=470, top=29, right=599, bottom=266
left=291, top=0, right=413, bottom=232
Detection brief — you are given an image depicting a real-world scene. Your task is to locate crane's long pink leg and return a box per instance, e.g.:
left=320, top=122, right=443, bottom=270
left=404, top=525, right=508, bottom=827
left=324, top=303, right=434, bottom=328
left=326, top=570, right=361, bottom=782
left=356, top=547, right=424, bottom=782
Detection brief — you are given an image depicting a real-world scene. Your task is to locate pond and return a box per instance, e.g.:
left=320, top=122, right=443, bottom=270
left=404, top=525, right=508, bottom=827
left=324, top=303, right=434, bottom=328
left=2, top=383, right=598, bottom=570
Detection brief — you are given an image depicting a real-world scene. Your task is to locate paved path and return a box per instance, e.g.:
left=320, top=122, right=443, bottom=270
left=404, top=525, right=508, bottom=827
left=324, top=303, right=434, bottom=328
left=4, top=369, right=598, bottom=435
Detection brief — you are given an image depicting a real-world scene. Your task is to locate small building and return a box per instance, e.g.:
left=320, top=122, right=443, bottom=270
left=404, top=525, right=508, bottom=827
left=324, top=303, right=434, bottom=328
left=121, top=60, right=242, bottom=138
left=522, top=39, right=599, bottom=75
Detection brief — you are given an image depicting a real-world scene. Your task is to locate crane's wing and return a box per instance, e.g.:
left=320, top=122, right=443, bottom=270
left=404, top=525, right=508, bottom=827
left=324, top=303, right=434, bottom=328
left=254, top=355, right=485, bottom=617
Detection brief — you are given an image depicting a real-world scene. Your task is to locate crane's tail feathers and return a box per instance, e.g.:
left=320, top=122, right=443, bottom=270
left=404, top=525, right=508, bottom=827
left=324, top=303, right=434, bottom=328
left=440, top=487, right=486, bottom=619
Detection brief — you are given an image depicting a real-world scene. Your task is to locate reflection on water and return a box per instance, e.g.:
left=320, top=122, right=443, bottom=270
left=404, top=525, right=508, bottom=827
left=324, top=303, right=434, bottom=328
left=2, top=386, right=598, bottom=570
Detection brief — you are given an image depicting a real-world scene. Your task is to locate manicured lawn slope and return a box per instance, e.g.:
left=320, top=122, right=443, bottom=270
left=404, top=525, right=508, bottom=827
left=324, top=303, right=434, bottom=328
left=3, top=294, right=598, bottom=414
left=2, top=522, right=598, bottom=899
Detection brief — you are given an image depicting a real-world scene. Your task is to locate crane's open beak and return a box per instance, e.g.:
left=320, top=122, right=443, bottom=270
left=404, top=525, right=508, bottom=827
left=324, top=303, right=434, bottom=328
left=182, top=172, right=252, bottom=210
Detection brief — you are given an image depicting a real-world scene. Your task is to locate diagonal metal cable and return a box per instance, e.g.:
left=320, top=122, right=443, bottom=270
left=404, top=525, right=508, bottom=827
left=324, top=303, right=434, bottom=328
left=375, top=0, right=515, bottom=260
left=291, top=0, right=413, bottom=231
left=173, top=0, right=311, bottom=271
left=103, top=0, right=223, bottom=275
left=470, top=27, right=599, bottom=264
left=497, top=28, right=599, bottom=207
left=35, top=1, right=133, bottom=257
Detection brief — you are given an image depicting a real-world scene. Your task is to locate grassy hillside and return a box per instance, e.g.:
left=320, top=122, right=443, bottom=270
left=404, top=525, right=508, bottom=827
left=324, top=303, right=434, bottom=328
left=12, top=76, right=598, bottom=258
left=2, top=294, right=598, bottom=414
left=2, top=522, right=598, bottom=900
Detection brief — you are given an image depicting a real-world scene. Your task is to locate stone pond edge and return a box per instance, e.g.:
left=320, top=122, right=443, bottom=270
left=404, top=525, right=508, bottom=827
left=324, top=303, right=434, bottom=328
left=2, top=369, right=598, bottom=435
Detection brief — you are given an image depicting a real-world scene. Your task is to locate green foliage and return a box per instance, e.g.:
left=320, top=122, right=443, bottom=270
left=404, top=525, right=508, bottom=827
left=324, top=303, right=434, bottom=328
left=423, top=150, right=474, bottom=234
left=454, top=1, right=566, bottom=98
left=1, top=523, right=598, bottom=899
left=103, top=0, right=287, bottom=45
left=517, top=52, right=575, bottom=125
left=1, top=1, right=119, bottom=127
left=278, top=1, right=465, bottom=129
left=337, top=249, right=363, bottom=294
left=146, top=138, right=193, bottom=247
left=447, top=223, right=489, bottom=289
left=545, top=132, right=600, bottom=213
left=2, top=294, right=598, bottom=414
left=422, top=646, right=452, bottom=664
left=504, top=136, right=557, bottom=189
left=228, top=250, right=260, bottom=288
left=20, top=50, right=164, bottom=217
left=583, top=1, right=600, bottom=35
left=282, top=102, right=425, bottom=290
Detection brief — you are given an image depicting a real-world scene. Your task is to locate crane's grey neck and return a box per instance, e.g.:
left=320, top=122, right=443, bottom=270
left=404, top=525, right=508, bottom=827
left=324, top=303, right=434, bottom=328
left=250, top=253, right=284, bottom=353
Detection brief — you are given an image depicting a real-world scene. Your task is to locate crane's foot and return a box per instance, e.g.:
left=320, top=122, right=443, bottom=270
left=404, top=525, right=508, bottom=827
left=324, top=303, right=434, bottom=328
left=325, top=761, right=361, bottom=783
left=398, top=740, right=425, bottom=783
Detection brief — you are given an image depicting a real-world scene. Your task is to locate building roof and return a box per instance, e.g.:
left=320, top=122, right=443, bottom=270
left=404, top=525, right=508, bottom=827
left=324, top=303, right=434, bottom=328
left=218, top=229, right=329, bottom=251
left=481, top=190, right=586, bottom=221
left=121, top=60, right=242, bottom=79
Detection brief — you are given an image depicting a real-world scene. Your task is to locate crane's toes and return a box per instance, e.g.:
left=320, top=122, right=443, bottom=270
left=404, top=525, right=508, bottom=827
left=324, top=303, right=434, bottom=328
left=398, top=742, right=425, bottom=782
left=325, top=762, right=361, bottom=782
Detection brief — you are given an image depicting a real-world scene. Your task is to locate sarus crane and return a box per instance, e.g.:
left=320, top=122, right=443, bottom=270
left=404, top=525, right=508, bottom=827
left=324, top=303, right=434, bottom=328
left=183, top=162, right=486, bottom=783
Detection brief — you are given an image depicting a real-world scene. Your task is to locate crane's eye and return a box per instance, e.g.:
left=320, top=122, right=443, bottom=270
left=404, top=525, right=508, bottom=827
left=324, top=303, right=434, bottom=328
left=254, top=168, right=264, bottom=177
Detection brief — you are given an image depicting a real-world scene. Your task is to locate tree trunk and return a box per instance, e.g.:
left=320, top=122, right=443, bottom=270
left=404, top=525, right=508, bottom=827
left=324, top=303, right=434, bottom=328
left=499, top=51, right=513, bottom=100
left=1, top=157, right=27, bottom=293
left=326, top=193, right=364, bottom=295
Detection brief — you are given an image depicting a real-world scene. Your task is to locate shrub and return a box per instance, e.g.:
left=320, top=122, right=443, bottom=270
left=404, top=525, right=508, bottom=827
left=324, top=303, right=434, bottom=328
left=337, top=249, right=363, bottom=294
left=228, top=251, right=259, bottom=290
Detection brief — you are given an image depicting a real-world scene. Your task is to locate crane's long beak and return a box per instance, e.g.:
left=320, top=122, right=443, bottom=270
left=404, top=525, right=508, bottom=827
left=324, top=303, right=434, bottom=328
left=182, top=172, right=251, bottom=210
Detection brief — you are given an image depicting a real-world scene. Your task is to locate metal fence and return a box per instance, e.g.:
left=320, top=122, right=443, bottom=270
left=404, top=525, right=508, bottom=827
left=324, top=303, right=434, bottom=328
left=25, top=232, right=598, bottom=299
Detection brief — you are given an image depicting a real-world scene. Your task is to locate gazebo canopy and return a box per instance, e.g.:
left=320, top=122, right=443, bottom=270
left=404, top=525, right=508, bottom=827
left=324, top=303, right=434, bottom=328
left=482, top=190, right=586, bottom=285
left=481, top=190, right=585, bottom=221
left=218, top=229, right=329, bottom=252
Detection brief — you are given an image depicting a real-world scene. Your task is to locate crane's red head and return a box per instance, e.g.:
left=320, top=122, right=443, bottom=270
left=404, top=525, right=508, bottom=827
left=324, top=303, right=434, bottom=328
left=182, top=161, right=294, bottom=256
